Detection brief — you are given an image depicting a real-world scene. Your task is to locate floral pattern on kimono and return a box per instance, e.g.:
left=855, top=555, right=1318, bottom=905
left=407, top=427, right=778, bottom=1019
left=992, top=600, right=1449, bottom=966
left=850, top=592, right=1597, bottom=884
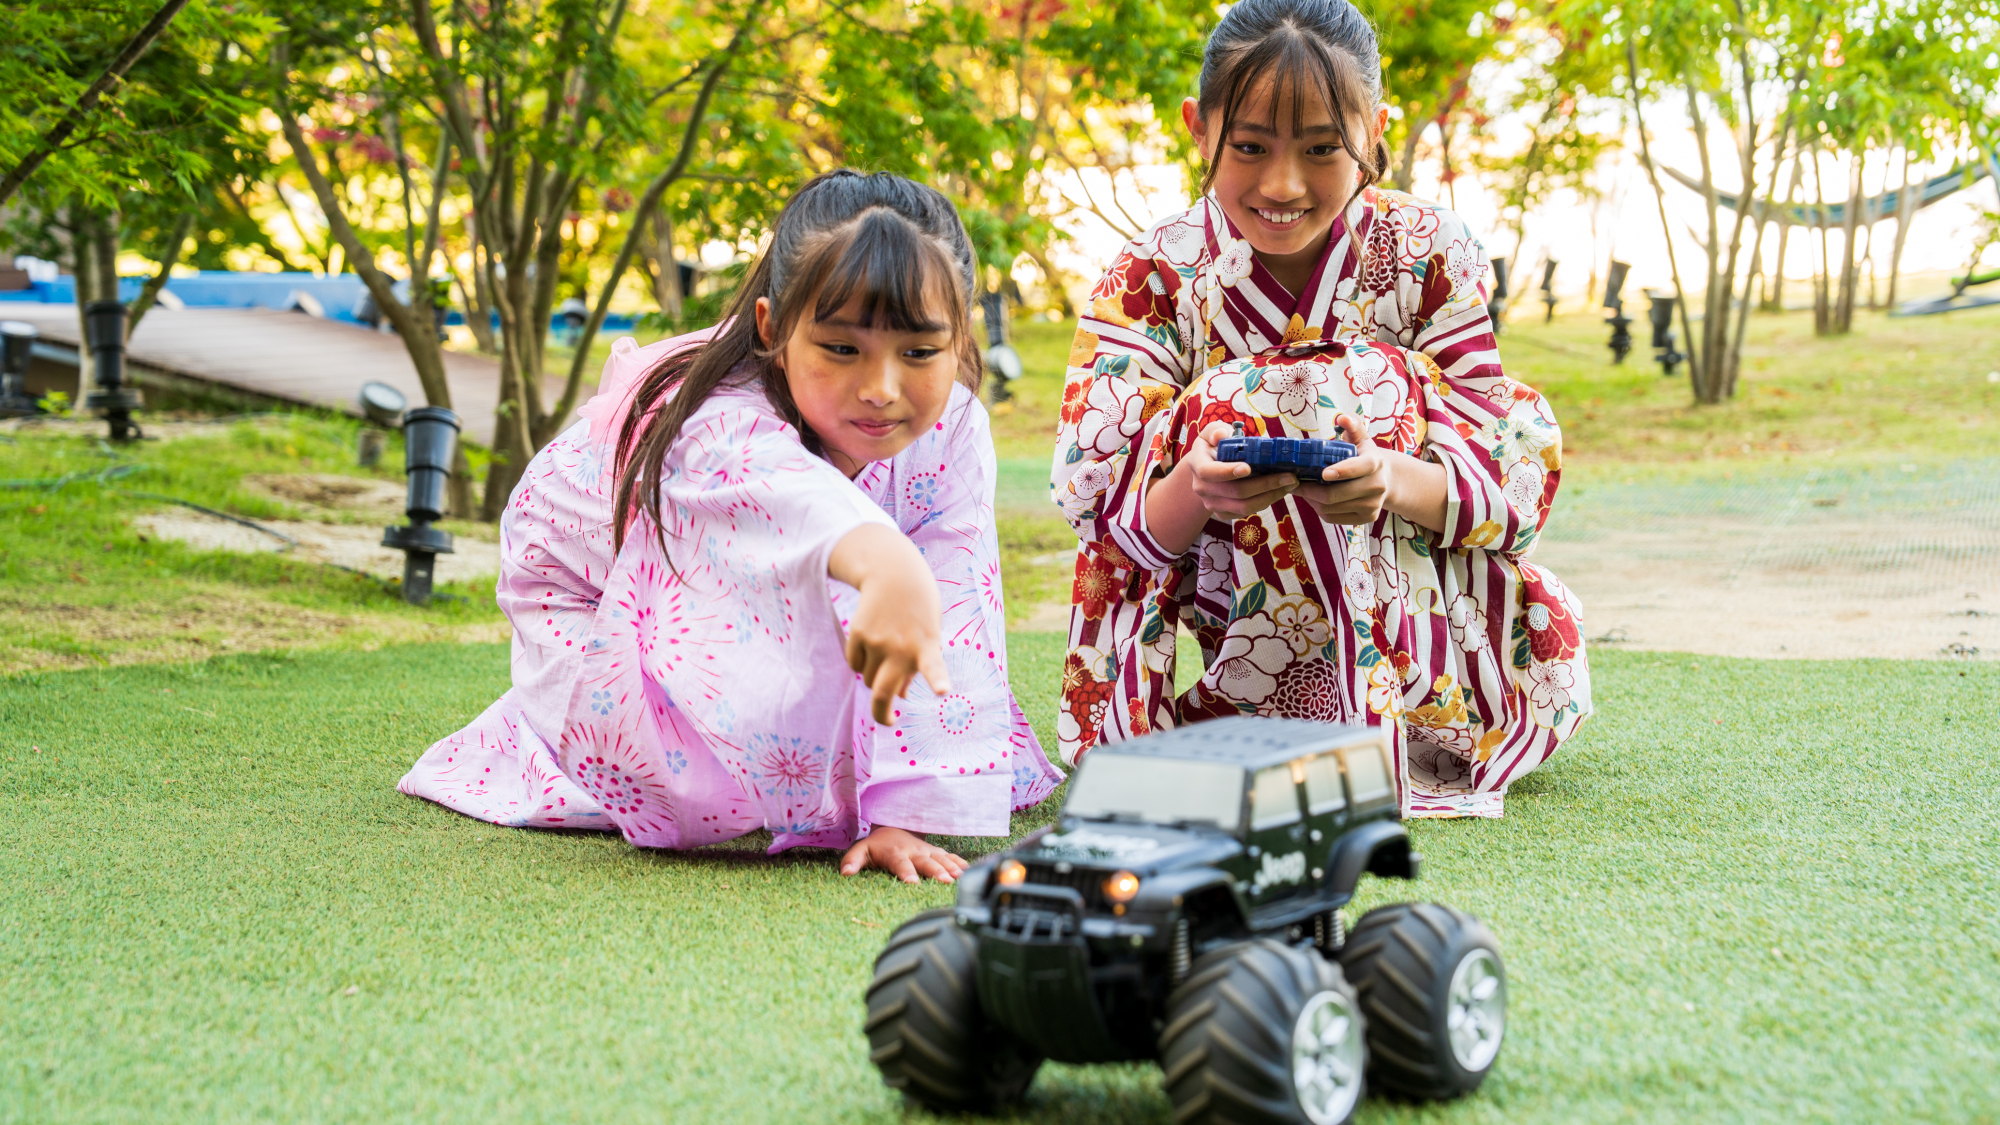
left=400, top=332, right=1061, bottom=850
left=1051, top=188, right=1591, bottom=818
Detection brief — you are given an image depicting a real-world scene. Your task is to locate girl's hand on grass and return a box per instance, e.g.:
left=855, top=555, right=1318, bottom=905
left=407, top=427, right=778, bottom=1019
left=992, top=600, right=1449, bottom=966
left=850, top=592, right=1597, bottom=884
left=830, top=524, right=952, bottom=725
left=841, top=826, right=968, bottom=884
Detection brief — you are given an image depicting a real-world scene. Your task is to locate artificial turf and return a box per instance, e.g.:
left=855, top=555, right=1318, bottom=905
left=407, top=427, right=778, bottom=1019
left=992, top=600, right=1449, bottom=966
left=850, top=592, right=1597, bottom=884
left=2, top=639, right=1995, bottom=1124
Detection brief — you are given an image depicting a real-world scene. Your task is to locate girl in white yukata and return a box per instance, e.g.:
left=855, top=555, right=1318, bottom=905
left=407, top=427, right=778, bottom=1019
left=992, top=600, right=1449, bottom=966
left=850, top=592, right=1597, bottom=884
left=401, top=170, right=1062, bottom=883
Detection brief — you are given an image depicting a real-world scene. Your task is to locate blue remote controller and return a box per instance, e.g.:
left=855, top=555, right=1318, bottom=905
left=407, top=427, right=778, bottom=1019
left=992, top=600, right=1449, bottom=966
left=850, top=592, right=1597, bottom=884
left=1214, top=423, right=1357, bottom=479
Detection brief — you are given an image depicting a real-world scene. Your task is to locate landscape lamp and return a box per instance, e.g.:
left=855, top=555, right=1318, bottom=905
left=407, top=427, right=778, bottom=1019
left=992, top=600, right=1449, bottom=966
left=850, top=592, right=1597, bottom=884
left=1485, top=256, right=1510, bottom=330
left=1601, top=261, right=1633, bottom=365
left=0, top=320, right=37, bottom=417
left=981, top=291, right=1021, bottom=404
left=1645, top=290, right=1685, bottom=377
left=1539, top=259, right=1559, bottom=323
left=356, top=381, right=407, bottom=468
left=381, top=405, right=459, bottom=605
left=83, top=300, right=143, bottom=441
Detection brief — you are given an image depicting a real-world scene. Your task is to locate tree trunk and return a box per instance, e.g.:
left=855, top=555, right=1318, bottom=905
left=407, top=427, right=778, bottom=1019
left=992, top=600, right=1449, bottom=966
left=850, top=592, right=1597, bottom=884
left=1023, top=242, right=1075, bottom=318
left=1625, top=42, right=1702, bottom=392
left=644, top=203, right=684, bottom=322
left=1763, top=156, right=1804, bottom=311
left=1811, top=148, right=1832, bottom=336
left=461, top=207, right=498, bottom=353
left=1682, top=77, right=1726, bottom=404
left=71, top=206, right=97, bottom=409
left=1885, top=146, right=1919, bottom=310
left=1392, top=115, right=1424, bottom=194
left=1833, top=150, right=1863, bottom=334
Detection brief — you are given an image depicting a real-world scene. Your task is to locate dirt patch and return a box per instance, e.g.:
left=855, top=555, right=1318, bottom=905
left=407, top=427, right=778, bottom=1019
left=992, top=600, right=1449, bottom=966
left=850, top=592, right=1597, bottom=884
left=241, top=473, right=406, bottom=513
left=0, top=588, right=507, bottom=675
left=1013, top=461, right=2000, bottom=661
left=134, top=510, right=503, bottom=585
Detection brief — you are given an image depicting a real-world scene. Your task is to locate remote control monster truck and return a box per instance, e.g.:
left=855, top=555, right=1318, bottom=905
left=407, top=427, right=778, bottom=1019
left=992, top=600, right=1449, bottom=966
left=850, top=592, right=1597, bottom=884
left=863, top=717, right=1505, bottom=1125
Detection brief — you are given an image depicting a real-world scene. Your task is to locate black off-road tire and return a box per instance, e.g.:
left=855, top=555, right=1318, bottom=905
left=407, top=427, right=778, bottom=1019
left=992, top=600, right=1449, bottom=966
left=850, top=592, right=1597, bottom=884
left=1158, top=939, right=1366, bottom=1125
left=1338, top=903, right=1506, bottom=1100
left=863, top=908, right=1042, bottom=1112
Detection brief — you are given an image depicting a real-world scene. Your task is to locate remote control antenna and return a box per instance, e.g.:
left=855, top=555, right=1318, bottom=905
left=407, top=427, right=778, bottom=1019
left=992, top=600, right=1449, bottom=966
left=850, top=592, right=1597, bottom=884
left=1232, top=421, right=1245, bottom=437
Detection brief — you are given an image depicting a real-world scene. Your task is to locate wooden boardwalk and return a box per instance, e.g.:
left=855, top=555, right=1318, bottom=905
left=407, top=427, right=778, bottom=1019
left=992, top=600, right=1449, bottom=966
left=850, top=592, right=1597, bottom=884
left=1, top=304, right=570, bottom=446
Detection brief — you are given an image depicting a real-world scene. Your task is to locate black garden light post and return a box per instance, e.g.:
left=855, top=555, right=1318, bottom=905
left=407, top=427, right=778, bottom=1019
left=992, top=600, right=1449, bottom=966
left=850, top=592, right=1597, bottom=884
left=84, top=300, right=143, bottom=441
left=1645, top=290, right=1685, bottom=377
left=1485, top=256, right=1510, bottom=331
left=1539, top=259, right=1559, bottom=323
left=981, top=290, right=1021, bottom=405
left=0, top=320, right=38, bottom=417
left=381, top=406, right=459, bottom=605
left=1602, top=260, right=1633, bottom=365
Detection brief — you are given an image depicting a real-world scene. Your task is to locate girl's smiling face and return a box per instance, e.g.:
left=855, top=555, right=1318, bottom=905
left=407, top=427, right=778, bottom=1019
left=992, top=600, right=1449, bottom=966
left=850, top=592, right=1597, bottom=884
left=757, top=293, right=957, bottom=478
left=1182, top=83, right=1388, bottom=290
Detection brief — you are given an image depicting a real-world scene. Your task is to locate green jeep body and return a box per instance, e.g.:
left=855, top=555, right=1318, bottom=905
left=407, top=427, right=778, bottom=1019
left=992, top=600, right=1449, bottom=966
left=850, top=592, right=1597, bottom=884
left=951, top=716, right=1419, bottom=1063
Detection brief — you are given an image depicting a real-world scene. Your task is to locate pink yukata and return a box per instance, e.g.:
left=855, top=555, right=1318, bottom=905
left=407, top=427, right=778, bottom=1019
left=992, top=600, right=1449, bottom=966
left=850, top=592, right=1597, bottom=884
left=399, top=331, right=1063, bottom=852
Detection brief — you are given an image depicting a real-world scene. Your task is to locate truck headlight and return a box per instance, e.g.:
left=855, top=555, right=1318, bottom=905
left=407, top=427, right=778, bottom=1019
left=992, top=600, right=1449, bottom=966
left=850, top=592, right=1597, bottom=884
left=996, top=859, right=1027, bottom=887
left=1103, top=870, right=1140, bottom=904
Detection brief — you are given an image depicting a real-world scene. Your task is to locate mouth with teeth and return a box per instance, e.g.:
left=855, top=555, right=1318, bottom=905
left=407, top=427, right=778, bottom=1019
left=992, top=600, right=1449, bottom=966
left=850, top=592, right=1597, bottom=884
left=1254, top=206, right=1310, bottom=228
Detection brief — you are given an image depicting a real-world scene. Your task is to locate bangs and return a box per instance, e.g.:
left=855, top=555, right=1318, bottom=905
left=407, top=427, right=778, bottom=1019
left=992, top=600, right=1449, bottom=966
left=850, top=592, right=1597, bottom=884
left=1216, top=31, right=1371, bottom=142
left=806, top=207, right=959, bottom=334
left=1200, top=22, right=1381, bottom=194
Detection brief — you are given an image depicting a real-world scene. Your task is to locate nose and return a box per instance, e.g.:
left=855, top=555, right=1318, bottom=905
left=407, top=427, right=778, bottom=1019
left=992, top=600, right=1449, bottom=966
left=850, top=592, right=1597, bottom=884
left=856, top=353, right=900, bottom=408
left=1263, top=150, right=1309, bottom=205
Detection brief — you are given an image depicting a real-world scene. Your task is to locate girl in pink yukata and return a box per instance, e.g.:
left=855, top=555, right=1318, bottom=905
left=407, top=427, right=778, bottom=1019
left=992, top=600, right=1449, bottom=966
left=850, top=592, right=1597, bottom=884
left=401, top=170, right=1063, bottom=882
left=1053, top=0, right=1591, bottom=817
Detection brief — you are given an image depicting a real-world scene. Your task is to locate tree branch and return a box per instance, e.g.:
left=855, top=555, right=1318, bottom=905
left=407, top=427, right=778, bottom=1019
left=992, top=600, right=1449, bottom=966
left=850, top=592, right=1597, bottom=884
left=554, top=0, right=764, bottom=429
left=126, top=206, right=197, bottom=336
left=0, top=0, right=192, bottom=210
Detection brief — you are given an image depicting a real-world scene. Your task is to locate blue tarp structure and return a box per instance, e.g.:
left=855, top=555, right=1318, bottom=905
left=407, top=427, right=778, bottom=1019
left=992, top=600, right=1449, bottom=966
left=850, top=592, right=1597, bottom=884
left=1661, top=150, right=2000, bottom=229
left=0, top=271, right=639, bottom=332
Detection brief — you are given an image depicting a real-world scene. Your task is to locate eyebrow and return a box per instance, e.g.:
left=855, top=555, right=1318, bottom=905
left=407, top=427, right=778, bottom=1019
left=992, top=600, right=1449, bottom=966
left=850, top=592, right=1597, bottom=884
left=1228, top=122, right=1342, bottom=139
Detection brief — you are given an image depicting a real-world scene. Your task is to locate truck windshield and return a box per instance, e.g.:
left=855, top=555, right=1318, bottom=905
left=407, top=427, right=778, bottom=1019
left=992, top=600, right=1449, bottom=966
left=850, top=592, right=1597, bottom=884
left=1063, top=754, right=1244, bottom=832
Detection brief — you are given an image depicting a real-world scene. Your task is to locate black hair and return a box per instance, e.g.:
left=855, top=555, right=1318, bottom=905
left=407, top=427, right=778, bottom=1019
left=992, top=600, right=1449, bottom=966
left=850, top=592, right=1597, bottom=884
left=613, top=169, right=980, bottom=550
left=1196, top=0, right=1389, bottom=199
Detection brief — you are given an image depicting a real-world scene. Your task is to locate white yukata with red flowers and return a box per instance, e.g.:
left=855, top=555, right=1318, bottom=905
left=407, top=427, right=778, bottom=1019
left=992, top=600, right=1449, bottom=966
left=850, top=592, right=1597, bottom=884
left=399, top=331, right=1062, bottom=852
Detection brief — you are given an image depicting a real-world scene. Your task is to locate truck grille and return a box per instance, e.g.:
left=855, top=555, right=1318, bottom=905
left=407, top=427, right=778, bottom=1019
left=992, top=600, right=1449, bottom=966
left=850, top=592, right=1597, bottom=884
left=1023, top=862, right=1107, bottom=910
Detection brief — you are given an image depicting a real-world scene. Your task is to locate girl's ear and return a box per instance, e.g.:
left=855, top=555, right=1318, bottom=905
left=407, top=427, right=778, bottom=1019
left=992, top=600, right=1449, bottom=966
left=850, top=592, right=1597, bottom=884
left=754, top=296, right=774, bottom=348
left=1181, top=96, right=1211, bottom=160
left=1370, top=104, right=1389, bottom=149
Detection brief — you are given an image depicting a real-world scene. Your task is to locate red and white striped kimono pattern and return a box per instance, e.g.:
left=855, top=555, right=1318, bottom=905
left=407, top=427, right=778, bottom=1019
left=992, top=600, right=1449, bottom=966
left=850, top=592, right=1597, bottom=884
left=1051, top=188, right=1591, bottom=817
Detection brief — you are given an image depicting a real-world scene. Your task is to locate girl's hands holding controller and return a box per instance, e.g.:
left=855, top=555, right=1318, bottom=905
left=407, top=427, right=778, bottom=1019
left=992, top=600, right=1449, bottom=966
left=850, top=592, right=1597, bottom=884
left=1294, top=413, right=1391, bottom=525
left=1184, top=420, right=1301, bottom=519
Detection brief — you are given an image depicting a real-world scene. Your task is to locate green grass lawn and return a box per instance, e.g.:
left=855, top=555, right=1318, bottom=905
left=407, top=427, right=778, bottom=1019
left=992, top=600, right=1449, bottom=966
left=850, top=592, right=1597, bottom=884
left=0, top=416, right=503, bottom=672
left=3, top=638, right=1994, bottom=1123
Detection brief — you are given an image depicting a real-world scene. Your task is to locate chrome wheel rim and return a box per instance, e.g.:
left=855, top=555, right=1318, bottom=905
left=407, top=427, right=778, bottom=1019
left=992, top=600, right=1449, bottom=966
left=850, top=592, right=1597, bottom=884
left=1291, top=989, right=1364, bottom=1124
left=1446, top=948, right=1505, bottom=1072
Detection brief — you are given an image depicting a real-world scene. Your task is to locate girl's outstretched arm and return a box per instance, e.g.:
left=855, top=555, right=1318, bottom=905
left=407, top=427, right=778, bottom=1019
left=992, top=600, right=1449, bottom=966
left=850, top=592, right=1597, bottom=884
left=829, top=523, right=967, bottom=883
left=829, top=523, right=952, bottom=725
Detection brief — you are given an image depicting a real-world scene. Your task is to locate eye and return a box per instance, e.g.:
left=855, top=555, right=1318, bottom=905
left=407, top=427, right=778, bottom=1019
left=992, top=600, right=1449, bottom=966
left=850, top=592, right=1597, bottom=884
left=903, top=346, right=943, bottom=361
left=819, top=342, right=859, bottom=356
left=1230, top=141, right=1266, bottom=156
left=1308, top=143, right=1344, bottom=158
